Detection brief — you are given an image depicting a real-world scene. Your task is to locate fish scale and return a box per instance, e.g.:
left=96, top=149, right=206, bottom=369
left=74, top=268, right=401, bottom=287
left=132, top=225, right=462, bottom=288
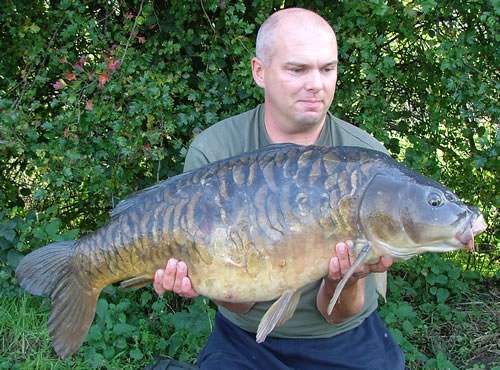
left=15, top=143, right=486, bottom=358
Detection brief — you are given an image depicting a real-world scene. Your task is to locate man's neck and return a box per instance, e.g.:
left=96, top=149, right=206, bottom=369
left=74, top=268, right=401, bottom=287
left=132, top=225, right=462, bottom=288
left=264, top=111, right=326, bottom=145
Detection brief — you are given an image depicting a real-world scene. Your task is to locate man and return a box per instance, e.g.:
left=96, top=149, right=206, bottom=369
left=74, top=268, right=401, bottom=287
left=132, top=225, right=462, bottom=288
left=154, top=8, right=405, bottom=369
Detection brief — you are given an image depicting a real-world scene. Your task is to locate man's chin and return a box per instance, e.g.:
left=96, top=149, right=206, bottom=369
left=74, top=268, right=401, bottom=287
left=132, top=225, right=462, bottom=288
left=295, top=112, right=326, bottom=126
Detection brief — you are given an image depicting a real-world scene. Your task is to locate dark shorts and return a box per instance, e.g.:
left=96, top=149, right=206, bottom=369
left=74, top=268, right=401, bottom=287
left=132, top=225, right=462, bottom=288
left=197, top=311, right=405, bottom=370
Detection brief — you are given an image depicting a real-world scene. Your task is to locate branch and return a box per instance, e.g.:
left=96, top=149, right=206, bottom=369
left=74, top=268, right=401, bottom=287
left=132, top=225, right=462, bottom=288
left=12, top=15, right=68, bottom=110
left=120, top=0, right=145, bottom=66
left=200, top=0, right=217, bottom=34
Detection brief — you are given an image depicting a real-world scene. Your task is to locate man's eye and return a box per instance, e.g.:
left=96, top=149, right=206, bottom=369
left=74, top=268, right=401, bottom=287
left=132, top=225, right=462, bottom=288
left=322, top=65, right=337, bottom=72
left=290, top=68, right=303, bottom=73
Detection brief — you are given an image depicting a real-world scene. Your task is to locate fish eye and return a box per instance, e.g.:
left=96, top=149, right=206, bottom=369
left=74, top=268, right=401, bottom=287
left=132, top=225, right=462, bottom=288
left=427, top=192, right=444, bottom=207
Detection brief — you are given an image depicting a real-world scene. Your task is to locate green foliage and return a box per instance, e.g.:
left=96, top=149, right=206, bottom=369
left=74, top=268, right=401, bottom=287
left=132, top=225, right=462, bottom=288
left=380, top=254, right=499, bottom=369
left=1, top=290, right=214, bottom=369
left=0, top=0, right=498, bottom=368
left=81, top=291, right=213, bottom=367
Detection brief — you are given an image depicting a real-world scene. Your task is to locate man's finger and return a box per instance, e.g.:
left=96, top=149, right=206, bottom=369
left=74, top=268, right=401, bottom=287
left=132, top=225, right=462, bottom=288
left=336, top=243, right=351, bottom=274
left=163, top=258, right=177, bottom=290
left=173, top=261, right=187, bottom=293
left=153, top=269, right=165, bottom=295
left=181, top=277, right=198, bottom=298
left=367, top=256, right=393, bottom=273
left=328, top=256, right=341, bottom=281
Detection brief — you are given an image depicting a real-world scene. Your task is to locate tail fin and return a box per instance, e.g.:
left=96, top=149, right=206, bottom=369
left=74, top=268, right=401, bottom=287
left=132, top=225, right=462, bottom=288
left=16, top=241, right=100, bottom=358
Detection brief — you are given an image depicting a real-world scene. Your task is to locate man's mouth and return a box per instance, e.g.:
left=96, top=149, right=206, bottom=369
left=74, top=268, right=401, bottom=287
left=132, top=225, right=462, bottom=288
left=298, top=99, right=322, bottom=109
left=299, top=99, right=322, bottom=103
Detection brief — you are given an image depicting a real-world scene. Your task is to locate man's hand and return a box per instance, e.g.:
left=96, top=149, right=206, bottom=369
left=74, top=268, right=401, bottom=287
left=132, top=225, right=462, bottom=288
left=316, top=241, right=393, bottom=324
left=325, top=241, right=393, bottom=285
left=153, top=258, right=199, bottom=298
left=153, top=258, right=255, bottom=313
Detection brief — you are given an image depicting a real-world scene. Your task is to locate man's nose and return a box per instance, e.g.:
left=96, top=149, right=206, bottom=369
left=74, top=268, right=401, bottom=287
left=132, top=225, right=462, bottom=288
left=305, top=69, right=322, bottom=91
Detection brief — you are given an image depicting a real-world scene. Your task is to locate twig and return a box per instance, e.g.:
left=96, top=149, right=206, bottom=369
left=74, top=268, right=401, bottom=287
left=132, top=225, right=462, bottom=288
left=12, top=16, right=68, bottom=110
left=156, top=159, right=161, bottom=183
left=152, top=2, right=162, bottom=32
left=200, top=0, right=217, bottom=34
left=120, top=0, right=145, bottom=66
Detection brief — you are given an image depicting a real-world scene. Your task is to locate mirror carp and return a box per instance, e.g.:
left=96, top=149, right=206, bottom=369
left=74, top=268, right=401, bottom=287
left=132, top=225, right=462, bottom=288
left=16, top=143, right=487, bottom=358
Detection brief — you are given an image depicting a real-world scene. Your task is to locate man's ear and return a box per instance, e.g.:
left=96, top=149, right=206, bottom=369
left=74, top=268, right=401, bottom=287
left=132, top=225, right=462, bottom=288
left=251, top=57, right=265, bottom=88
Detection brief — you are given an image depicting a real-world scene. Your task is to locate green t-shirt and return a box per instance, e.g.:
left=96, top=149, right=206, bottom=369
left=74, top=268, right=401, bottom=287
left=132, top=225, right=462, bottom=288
left=184, top=104, right=388, bottom=338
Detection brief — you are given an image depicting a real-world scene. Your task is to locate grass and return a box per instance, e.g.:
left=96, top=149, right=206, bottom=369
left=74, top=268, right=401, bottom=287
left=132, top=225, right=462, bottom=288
left=448, top=283, right=500, bottom=369
left=0, top=294, right=143, bottom=370
left=379, top=256, right=500, bottom=370
left=0, top=286, right=213, bottom=369
left=430, top=287, right=499, bottom=368
left=0, top=294, right=68, bottom=369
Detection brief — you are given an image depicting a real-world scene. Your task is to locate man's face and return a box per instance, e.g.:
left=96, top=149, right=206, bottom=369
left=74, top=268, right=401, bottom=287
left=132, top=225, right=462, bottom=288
left=255, top=24, right=338, bottom=132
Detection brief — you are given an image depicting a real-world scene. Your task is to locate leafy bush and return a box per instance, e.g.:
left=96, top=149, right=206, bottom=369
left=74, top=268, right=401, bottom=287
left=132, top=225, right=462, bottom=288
left=0, top=0, right=498, bottom=368
left=380, top=254, right=499, bottom=369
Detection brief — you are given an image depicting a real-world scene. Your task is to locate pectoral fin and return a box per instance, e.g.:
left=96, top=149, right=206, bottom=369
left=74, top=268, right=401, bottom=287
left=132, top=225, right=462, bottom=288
left=374, top=271, right=387, bottom=302
left=256, top=290, right=301, bottom=343
left=327, top=243, right=371, bottom=315
left=120, top=275, right=152, bottom=289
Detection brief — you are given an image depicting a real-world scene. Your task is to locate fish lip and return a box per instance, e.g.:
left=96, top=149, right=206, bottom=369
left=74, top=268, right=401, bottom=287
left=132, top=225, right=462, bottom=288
left=371, top=241, right=419, bottom=260
left=373, top=239, right=468, bottom=260
left=417, top=244, right=463, bottom=253
left=455, top=228, right=474, bottom=250
left=455, top=214, right=487, bottom=251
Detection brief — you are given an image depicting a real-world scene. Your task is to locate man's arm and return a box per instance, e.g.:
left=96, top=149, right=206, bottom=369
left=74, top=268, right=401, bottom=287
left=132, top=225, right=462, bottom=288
left=316, top=241, right=393, bottom=323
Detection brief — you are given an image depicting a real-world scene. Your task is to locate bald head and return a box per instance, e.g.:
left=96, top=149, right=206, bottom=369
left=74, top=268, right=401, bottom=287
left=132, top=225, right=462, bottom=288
left=256, top=8, right=336, bottom=65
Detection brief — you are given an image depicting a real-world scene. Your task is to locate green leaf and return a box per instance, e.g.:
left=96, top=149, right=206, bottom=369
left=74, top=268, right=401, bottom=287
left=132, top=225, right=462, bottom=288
left=167, top=332, right=183, bottom=357
left=116, top=300, right=130, bottom=312
left=86, top=325, right=103, bottom=342
left=0, top=226, right=16, bottom=242
left=436, top=288, right=450, bottom=303
left=436, top=351, right=457, bottom=369
left=103, top=347, right=115, bottom=360
left=113, top=323, right=137, bottom=336
left=6, top=250, right=23, bottom=268
left=29, top=24, right=41, bottom=33
left=141, top=291, right=152, bottom=306
left=0, top=237, right=12, bottom=251
left=32, top=227, right=47, bottom=241
left=130, top=348, right=143, bottom=360
left=402, top=320, right=414, bottom=335
left=61, top=228, right=79, bottom=240
left=44, top=219, right=61, bottom=238
left=427, top=273, right=448, bottom=286
left=96, top=298, right=108, bottom=319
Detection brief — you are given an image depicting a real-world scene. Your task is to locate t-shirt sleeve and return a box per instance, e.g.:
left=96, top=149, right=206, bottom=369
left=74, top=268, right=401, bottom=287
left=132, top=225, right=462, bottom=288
left=332, top=116, right=389, bottom=155
left=183, top=145, right=210, bottom=172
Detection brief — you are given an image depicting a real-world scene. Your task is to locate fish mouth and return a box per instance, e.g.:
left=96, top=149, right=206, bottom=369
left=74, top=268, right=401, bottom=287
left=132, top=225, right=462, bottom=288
left=455, top=214, right=487, bottom=251
left=373, top=213, right=487, bottom=259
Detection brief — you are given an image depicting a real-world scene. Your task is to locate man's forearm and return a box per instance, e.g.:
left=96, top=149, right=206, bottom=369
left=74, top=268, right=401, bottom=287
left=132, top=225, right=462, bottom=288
left=316, top=277, right=365, bottom=324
